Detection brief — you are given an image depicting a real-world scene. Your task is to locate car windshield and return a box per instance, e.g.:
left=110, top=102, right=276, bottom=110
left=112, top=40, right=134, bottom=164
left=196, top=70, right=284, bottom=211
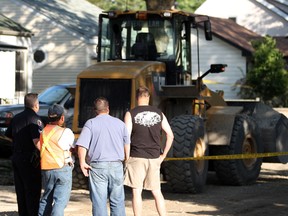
left=38, top=86, right=69, bottom=105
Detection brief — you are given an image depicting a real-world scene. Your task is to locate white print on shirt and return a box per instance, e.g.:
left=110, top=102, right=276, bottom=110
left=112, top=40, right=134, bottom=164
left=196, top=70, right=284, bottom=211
left=134, top=111, right=161, bottom=127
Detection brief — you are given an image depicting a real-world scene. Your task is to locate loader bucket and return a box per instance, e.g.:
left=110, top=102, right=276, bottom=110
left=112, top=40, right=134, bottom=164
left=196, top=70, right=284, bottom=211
left=275, top=114, right=288, bottom=163
left=252, top=103, right=288, bottom=164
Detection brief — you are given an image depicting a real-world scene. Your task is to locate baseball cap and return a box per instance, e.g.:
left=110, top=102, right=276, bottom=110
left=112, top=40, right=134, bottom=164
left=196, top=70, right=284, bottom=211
left=48, top=104, right=64, bottom=121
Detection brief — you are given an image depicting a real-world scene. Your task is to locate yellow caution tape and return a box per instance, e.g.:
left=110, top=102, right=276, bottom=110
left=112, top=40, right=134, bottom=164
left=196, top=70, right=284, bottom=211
left=164, top=151, right=288, bottom=161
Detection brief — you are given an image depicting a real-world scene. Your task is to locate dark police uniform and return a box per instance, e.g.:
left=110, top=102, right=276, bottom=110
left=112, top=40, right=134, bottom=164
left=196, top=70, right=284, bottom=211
left=5, top=108, right=43, bottom=216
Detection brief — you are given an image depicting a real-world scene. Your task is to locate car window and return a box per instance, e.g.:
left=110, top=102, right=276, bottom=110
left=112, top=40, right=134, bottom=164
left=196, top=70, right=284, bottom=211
left=39, top=86, right=69, bottom=105
left=64, top=96, right=75, bottom=109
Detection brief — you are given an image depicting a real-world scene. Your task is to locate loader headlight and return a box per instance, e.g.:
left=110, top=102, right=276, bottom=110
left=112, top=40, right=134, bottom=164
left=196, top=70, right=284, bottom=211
left=108, top=11, right=116, bottom=18
left=163, top=12, right=172, bottom=17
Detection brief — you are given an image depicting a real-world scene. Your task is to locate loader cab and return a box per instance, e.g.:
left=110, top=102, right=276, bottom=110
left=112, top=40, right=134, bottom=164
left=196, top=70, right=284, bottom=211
left=73, top=10, right=214, bottom=132
left=97, top=11, right=212, bottom=85
left=98, top=11, right=175, bottom=62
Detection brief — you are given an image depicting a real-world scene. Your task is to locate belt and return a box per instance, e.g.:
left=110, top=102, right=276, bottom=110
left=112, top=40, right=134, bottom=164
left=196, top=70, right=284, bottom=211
left=92, top=161, right=121, bottom=163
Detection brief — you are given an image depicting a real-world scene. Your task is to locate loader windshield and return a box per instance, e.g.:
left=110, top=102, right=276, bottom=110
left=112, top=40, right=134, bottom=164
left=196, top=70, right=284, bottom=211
left=98, top=14, right=174, bottom=61
left=97, top=11, right=199, bottom=85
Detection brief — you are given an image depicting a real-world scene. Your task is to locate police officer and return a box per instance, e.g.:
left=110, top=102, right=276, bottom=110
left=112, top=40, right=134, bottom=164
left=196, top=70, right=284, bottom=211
left=5, top=93, right=43, bottom=216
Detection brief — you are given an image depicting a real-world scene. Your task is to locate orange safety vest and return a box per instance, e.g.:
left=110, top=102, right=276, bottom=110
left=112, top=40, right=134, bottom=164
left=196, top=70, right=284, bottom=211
left=40, top=125, right=66, bottom=170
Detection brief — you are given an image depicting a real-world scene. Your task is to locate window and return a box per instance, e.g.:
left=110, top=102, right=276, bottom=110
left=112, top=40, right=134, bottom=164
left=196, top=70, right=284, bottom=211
left=15, top=51, right=25, bottom=92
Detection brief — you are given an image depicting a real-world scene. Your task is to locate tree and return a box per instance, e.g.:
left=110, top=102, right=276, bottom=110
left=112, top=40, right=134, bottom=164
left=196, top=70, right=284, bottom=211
left=238, top=36, right=288, bottom=106
left=87, top=0, right=146, bottom=10
left=145, top=0, right=173, bottom=10
left=87, top=0, right=205, bottom=12
left=176, top=0, right=206, bottom=12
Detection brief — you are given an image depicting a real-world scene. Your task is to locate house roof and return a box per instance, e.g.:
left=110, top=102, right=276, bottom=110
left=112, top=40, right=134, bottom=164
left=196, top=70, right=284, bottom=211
left=195, top=0, right=288, bottom=57
left=256, top=0, right=288, bottom=22
left=21, top=0, right=102, bottom=40
left=274, top=36, right=288, bottom=56
left=0, top=13, right=32, bottom=36
left=208, top=16, right=260, bottom=55
left=205, top=16, right=288, bottom=57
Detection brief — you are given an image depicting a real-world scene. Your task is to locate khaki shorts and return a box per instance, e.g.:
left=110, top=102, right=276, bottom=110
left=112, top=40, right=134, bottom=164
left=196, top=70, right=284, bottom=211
left=124, top=157, right=161, bottom=190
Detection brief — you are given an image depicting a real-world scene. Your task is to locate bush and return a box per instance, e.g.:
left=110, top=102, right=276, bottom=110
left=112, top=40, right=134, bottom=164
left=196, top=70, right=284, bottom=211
left=238, top=36, right=288, bottom=107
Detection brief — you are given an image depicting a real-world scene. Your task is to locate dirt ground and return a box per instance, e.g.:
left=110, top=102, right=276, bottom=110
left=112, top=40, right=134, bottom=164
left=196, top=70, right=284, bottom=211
left=1, top=162, right=288, bottom=216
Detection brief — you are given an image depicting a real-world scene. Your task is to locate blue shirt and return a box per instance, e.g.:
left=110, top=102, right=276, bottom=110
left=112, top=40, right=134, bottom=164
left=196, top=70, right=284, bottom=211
left=76, top=114, right=130, bottom=163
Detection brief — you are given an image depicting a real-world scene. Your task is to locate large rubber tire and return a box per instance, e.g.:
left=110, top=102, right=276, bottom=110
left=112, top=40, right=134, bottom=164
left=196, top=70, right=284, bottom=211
left=64, top=116, right=88, bottom=189
left=275, top=114, right=288, bottom=163
left=72, top=155, right=89, bottom=190
left=164, top=115, right=208, bottom=193
left=212, top=114, right=263, bottom=185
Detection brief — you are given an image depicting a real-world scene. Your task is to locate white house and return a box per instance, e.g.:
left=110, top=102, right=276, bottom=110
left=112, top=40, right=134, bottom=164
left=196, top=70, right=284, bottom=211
left=196, top=0, right=288, bottom=37
left=196, top=0, right=288, bottom=63
left=190, top=16, right=261, bottom=99
left=192, top=0, right=288, bottom=99
left=0, top=13, right=33, bottom=104
left=0, top=0, right=102, bottom=99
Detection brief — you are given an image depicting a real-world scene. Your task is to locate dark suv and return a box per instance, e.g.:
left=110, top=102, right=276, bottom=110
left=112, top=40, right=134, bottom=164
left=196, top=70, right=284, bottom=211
left=0, top=83, right=75, bottom=157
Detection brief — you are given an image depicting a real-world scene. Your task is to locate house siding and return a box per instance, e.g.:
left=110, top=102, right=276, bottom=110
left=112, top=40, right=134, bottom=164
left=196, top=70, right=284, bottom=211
left=0, top=25, right=33, bottom=103
left=191, top=31, right=246, bottom=99
left=0, top=0, right=98, bottom=93
left=30, top=26, right=88, bottom=92
left=32, top=42, right=87, bottom=92
left=195, top=0, right=288, bottom=99
left=196, top=0, right=288, bottom=36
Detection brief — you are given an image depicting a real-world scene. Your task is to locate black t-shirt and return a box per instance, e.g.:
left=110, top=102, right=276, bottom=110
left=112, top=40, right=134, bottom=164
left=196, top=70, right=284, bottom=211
left=5, top=108, right=43, bottom=155
left=130, top=105, right=162, bottom=158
